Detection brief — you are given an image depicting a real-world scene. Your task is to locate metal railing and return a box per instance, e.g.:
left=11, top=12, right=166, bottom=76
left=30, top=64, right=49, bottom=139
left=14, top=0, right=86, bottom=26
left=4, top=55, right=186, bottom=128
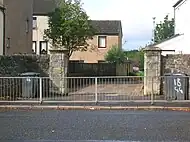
left=0, top=76, right=190, bottom=104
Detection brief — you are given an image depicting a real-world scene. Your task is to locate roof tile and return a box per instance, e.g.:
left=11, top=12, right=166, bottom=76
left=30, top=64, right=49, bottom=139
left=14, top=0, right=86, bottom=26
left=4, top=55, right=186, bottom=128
left=90, top=20, right=122, bottom=35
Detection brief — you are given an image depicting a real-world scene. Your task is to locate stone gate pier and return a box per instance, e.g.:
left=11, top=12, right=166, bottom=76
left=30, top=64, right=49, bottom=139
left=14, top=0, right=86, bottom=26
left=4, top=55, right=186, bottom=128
left=49, top=49, right=68, bottom=94
left=144, top=47, right=162, bottom=95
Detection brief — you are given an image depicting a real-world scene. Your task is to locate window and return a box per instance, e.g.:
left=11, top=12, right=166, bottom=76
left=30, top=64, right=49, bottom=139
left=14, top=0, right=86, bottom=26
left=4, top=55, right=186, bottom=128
left=39, top=41, right=48, bottom=54
left=33, top=17, right=37, bottom=29
left=32, top=41, right=37, bottom=54
left=98, top=36, right=106, bottom=48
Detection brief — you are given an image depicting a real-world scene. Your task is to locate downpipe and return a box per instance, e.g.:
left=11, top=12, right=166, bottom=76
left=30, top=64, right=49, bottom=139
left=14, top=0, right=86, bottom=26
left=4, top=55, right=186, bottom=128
left=0, top=6, right=5, bottom=55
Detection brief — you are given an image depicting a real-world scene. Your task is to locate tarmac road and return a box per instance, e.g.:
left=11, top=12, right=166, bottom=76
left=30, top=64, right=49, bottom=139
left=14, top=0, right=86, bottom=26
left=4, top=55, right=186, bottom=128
left=0, top=109, right=190, bottom=142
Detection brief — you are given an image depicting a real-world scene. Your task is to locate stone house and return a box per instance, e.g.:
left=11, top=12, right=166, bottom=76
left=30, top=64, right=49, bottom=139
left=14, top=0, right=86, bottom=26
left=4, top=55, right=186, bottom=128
left=149, top=0, right=190, bottom=55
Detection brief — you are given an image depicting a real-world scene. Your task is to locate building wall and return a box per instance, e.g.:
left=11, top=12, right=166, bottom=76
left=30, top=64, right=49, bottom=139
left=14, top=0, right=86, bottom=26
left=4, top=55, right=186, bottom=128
left=4, top=0, right=33, bottom=55
left=154, top=0, right=190, bottom=55
left=0, top=0, right=3, bottom=5
left=70, top=35, right=120, bottom=63
left=174, top=0, right=190, bottom=52
left=174, top=0, right=189, bottom=35
left=0, top=6, right=3, bottom=55
left=33, top=16, right=51, bottom=54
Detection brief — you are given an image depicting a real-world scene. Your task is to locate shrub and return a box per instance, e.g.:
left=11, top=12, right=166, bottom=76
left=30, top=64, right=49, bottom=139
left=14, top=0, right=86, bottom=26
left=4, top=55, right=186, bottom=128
left=105, top=45, right=126, bottom=64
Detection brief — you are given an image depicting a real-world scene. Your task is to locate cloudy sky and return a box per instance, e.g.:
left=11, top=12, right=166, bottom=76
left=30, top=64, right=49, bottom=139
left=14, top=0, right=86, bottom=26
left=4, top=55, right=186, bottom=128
left=81, top=0, right=177, bottom=50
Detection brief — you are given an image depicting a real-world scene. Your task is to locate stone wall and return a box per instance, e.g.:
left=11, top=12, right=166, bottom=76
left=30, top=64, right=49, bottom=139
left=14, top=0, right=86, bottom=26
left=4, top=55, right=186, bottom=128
left=0, top=55, right=49, bottom=76
left=144, top=48, right=190, bottom=96
left=163, top=54, right=190, bottom=75
left=144, top=47, right=161, bottom=95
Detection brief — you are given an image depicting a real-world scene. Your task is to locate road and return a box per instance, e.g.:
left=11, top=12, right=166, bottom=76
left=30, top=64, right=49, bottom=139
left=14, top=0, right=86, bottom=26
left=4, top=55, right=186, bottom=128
left=0, top=109, right=190, bottom=142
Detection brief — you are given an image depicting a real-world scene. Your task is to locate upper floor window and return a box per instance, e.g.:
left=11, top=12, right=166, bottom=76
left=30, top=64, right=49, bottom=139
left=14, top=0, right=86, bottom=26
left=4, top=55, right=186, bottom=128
left=33, top=17, right=37, bottom=29
left=98, top=36, right=106, bottom=48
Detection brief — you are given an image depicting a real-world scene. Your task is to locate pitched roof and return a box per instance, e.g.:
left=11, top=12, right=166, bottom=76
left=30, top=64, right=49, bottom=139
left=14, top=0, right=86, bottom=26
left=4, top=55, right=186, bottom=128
left=147, top=34, right=182, bottom=47
left=33, top=0, right=60, bottom=15
left=173, top=0, right=184, bottom=7
left=90, top=20, right=122, bottom=35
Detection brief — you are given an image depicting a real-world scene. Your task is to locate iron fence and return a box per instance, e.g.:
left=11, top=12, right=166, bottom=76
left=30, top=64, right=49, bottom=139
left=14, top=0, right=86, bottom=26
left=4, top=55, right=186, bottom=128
left=0, top=76, right=190, bottom=104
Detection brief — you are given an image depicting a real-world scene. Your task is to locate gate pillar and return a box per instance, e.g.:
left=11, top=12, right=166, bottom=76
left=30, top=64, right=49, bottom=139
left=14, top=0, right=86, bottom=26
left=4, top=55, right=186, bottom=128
left=49, top=49, right=68, bottom=94
left=144, top=47, right=162, bottom=95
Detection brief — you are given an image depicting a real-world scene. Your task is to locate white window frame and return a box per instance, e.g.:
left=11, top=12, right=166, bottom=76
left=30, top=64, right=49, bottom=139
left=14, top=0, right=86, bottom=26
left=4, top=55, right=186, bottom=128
left=33, top=17, right=37, bottom=29
left=39, top=41, right=48, bottom=54
left=98, top=36, right=107, bottom=48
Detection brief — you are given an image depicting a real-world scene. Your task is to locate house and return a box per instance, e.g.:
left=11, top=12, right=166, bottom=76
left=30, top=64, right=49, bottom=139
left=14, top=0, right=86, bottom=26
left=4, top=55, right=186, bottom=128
left=149, top=0, right=189, bottom=56
left=32, top=0, right=60, bottom=54
left=32, top=2, right=123, bottom=63
left=70, top=20, right=123, bottom=63
left=33, top=16, right=123, bottom=63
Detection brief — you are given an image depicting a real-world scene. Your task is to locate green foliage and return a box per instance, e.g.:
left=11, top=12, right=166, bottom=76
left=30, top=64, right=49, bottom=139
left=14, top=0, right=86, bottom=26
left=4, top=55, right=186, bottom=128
left=154, top=15, right=174, bottom=43
left=105, top=45, right=126, bottom=64
left=136, top=71, right=144, bottom=76
left=44, top=0, right=95, bottom=58
left=124, top=50, right=144, bottom=71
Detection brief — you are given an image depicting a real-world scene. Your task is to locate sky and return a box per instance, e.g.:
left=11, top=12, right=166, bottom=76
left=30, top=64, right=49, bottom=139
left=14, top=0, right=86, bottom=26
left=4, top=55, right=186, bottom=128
left=81, top=0, right=177, bottom=50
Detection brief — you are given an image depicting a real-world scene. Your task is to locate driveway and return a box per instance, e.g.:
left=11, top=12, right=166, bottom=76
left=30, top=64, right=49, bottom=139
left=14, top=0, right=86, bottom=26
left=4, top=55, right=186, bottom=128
left=0, top=109, right=190, bottom=142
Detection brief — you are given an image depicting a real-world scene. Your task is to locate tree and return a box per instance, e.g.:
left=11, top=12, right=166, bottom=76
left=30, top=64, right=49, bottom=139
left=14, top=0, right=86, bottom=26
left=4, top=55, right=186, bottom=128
left=154, top=15, right=174, bottom=43
left=124, top=50, right=144, bottom=71
left=105, top=45, right=126, bottom=64
left=44, top=0, right=95, bottom=58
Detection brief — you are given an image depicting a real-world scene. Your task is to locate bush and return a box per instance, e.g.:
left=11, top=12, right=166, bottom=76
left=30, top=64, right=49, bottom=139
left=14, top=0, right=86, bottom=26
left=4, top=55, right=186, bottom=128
left=128, top=72, right=144, bottom=82
left=105, top=45, right=126, bottom=64
left=136, top=71, right=144, bottom=76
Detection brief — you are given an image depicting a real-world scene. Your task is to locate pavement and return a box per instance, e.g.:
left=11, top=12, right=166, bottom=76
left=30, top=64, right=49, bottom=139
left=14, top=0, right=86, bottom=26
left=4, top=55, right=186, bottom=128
left=0, top=110, right=190, bottom=142
left=0, top=102, right=190, bottom=109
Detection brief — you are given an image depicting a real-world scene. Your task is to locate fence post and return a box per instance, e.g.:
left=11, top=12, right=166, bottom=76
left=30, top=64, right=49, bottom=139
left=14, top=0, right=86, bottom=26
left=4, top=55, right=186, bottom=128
left=151, top=76, right=154, bottom=105
left=95, top=77, right=98, bottom=103
left=39, top=77, right=43, bottom=104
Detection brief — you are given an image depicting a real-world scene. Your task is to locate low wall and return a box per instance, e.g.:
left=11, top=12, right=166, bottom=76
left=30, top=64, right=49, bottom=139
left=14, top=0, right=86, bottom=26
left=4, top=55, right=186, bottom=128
left=163, top=54, right=190, bottom=75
